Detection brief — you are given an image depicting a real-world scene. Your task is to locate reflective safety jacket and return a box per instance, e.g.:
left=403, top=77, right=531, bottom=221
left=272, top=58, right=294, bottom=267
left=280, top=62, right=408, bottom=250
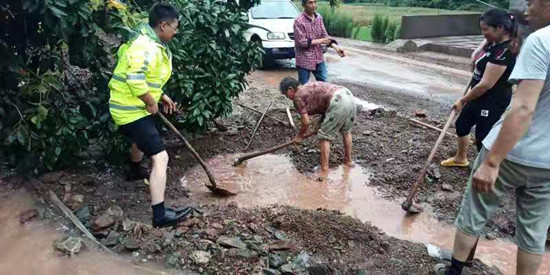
left=108, top=24, right=172, bottom=126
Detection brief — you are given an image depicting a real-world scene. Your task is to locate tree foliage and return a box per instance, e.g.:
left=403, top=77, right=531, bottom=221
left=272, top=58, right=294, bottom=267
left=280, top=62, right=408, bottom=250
left=0, top=0, right=262, bottom=174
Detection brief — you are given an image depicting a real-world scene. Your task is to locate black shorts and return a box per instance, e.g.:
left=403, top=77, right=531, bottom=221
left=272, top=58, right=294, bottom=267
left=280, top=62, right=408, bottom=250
left=455, top=102, right=506, bottom=151
left=119, top=116, right=165, bottom=157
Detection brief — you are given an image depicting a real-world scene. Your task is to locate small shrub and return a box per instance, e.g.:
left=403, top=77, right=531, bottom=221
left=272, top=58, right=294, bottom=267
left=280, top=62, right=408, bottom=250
left=318, top=5, right=360, bottom=38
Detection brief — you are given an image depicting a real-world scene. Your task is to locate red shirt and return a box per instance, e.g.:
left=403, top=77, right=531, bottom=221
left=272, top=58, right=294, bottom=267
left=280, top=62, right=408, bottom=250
left=293, top=82, right=342, bottom=115
left=293, top=12, right=329, bottom=71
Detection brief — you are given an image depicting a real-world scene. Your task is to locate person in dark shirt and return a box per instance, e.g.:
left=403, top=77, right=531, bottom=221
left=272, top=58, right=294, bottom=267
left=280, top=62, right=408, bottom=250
left=441, top=8, right=519, bottom=168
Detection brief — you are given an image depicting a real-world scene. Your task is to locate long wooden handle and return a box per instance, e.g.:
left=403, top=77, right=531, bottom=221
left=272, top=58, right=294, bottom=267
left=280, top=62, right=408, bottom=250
left=158, top=113, right=218, bottom=189
left=236, top=131, right=316, bottom=164
left=402, top=78, right=473, bottom=210
left=402, top=110, right=457, bottom=210
left=245, top=101, right=273, bottom=151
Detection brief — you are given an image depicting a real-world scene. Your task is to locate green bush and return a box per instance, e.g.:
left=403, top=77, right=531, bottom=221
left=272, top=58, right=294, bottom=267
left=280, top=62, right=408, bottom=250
left=370, top=14, right=399, bottom=43
left=318, top=6, right=359, bottom=38
left=384, top=21, right=399, bottom=43
left=371, top=14, right=388, bottom=43
left=0, top=0, right=262, bottom=174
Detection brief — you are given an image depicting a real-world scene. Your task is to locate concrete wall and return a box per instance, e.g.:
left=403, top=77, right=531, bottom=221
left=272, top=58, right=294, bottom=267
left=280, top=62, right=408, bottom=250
left=400, top=14, right=481, bottom=39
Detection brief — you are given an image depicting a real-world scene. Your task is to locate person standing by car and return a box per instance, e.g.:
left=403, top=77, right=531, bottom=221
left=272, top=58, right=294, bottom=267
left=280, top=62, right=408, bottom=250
left=294, top=0, right=346, bottom=85
left=441, top=8, right=519, bottom=168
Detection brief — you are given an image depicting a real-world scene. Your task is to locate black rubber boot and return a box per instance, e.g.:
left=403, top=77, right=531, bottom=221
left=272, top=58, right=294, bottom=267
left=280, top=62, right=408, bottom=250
left=125, top=163, right=150, bottom=181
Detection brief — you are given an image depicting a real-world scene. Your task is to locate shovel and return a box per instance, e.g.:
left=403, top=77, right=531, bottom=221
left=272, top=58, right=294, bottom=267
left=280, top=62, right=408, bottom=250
left=402, top=78, right=472, bottom=213
left=234, top=131, right=317, bottom=166
left=158, top=113, right=238, bottom=196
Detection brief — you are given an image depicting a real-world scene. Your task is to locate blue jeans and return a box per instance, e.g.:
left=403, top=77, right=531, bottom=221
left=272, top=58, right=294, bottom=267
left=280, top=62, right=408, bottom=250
left=297, top=62, right=328, bottom=85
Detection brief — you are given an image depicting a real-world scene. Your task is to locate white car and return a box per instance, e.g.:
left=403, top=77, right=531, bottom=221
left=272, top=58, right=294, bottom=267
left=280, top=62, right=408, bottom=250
left=244, top=0, right=300, bottom=68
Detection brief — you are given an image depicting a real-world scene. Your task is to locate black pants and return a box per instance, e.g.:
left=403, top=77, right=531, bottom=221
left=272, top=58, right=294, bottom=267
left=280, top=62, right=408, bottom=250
left=455, top=102, right=506, bottom=151
left=119, top=115, right=165, bottom=157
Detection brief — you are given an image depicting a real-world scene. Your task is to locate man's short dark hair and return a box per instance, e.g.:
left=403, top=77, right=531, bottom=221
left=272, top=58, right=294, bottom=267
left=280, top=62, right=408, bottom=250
left=301, top=0, right=310, bottom=5
left=279, top=77, right=300, bottom=94
left=149, top=3, right=179, bottom=28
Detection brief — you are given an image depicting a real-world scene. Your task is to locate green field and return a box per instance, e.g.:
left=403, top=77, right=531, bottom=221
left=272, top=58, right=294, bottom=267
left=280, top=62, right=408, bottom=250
left=293, top=2, right=478, bottom=42
left=331, top=3, right=478, bottom=24
left=294, top=2, right=478, bottom=23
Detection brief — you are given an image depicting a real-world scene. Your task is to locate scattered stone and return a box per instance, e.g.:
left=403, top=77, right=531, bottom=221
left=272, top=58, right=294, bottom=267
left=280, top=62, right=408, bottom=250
left=19, top=209, right=39, bottom=224
left=263, top=268, right=280, bottom=275
left=54, top=236, right=83, bottom=256
left=430, top=166, right=442, bottom=180
left=270, top=240, right=292, bottom=251
left=363, top=130, right=372, bottom=136
left=165, top=252, right=181, bottom=268
left=308, top=264, right=332, bottom=275
left=190, top=250, right=211, bottom=264
left=122, top=219, right=136, bottom=232
left=106, top=206, right=124, bottom=220
left=227, top=248, right=259, bottom=260
left=441, top=184, right=454, bottom=192
left=269, top=253, right=285, bottom=268
left=92, top=229, right=110, bottom=239
left=415, top=110, right=427, bottom=118
left=280, top=263, right=304, bottom=274
left=293, top=252, right=309, bottom=268
left=132, top=251, right=140, bottom=257
left=122, top=237, right=140, bottom=251
left=91, top=214, right=116, bottom=232
left=356, top=269, right=371, bottom=275
left=91, top=206, right=123, bottom=232
left=181, top=217, right=200, bottom=228
left=216, top=236, right=247, bottom=249
left=274, top=231, right=288, bottom=241
left=75, top=206, right=91, bottom=224
left=486, top=232, right=498, bottom=240
left=102, top=230, right=120, bottom=247
left=65, top=194, right=85, bottom=210
left=386, top=39, right=418, bottom=53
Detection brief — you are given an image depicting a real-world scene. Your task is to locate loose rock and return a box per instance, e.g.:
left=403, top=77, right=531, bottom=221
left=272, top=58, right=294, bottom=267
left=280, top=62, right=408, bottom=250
left=441, top=184, right=454, bottom=192
left=65, top=194, right=85, bottom=210
left=122, top=219, right=136, bottom=232
left=91, top=206, right=123, bottom=232
left=270, top=240, right=292, bottom=251
left=216, top=236, right=247, bottom=249
left=122, top=237, right=140, bottom=251
left=269, top=253, right=285, bottom=268
left=165, top=252, right=181, bottom=267
left=263, top=268, right=280, bottom=275
left=308, top=264, right=332, bottom=275
left=102, top=230, right=120, bottom=247
left=190, top=250, right=211, bottom=264
left=54, top=236, right=83, bottom=256
left=227, top=248, right=259, bottom=260
left=415, top=110, right=427, bottom=118
left=486, top=232, right=498, bottom=240
left=75, top=206, right=91, bottom=224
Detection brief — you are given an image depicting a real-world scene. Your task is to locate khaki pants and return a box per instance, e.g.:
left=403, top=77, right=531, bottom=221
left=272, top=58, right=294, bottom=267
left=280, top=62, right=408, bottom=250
left=318, top=88, right=356, bottom=141
left=455, top=148, right=550, bottom=254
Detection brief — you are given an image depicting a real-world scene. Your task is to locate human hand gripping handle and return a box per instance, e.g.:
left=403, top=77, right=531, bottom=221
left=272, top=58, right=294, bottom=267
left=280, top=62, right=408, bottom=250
left=161, top=94, right=177, bottom=115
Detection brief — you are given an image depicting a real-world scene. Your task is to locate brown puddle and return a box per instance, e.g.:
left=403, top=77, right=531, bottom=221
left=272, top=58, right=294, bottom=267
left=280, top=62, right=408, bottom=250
left=0, top=191, right=176, bottom=275
left=182, top=154, right=550, bottom=275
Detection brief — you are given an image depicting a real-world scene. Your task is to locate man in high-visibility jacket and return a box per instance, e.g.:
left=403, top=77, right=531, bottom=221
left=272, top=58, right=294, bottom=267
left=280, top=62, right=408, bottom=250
left=109, top=3, right=190, bottom=228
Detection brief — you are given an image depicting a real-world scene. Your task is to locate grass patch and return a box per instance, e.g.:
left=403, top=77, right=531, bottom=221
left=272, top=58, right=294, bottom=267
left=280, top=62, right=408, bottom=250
left=353, top=26, right=372, bottom=42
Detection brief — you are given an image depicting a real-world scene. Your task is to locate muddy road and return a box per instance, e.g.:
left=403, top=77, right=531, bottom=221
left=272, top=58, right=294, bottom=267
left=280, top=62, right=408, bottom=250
left=1, top=42, right=549, bottom=274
